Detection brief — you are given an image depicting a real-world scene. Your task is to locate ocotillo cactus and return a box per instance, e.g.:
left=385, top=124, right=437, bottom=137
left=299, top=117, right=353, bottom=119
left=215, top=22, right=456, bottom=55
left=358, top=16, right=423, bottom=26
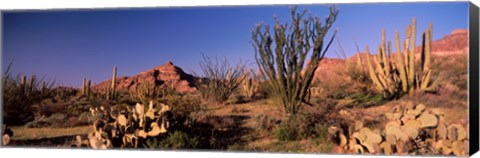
left=251, top=6, right=339, bottom=115
left=363, top=17, right=436, bottom=98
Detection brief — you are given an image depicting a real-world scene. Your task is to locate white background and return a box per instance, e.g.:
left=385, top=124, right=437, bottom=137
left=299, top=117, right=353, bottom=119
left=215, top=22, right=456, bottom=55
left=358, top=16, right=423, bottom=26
left=0, top=0, right=479, bottom=158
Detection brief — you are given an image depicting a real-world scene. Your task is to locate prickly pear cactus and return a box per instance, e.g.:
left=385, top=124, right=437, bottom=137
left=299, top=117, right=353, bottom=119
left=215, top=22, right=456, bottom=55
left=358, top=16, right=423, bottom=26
left=329, top=102, right=469, bottom=156
left=2, top=125, right=13, bottom=146
left=77, top=101, right=172, bottom=149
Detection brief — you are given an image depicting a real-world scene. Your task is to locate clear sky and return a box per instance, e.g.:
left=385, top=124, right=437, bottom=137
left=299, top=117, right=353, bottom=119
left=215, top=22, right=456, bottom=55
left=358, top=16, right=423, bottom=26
left=2, top=2, right=469, bottom=87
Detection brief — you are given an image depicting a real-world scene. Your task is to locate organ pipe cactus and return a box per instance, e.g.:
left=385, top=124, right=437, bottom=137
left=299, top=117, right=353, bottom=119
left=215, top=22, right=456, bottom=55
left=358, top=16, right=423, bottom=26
left=251, top=5, right=339, bottom=114
left=82, top=78, right=86, bottom=96
left=87, top=79, right=91, bottom=97
left=240, top=71, right=259, bottom=100
left=82, top=78, right=91, bottom=97
left=363, top=17, right=437, bottom=98
left=108, top=66, right=117, bottom=100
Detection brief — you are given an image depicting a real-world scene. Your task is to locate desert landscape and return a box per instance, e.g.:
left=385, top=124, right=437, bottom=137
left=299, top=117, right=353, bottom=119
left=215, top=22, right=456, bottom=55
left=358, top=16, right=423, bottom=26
left=1, top=3, right=471, bottom=157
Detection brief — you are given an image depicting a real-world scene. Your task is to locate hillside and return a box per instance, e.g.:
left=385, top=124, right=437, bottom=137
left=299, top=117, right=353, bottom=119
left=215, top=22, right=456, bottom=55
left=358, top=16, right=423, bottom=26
left=93, top=61, right=197, bottom=93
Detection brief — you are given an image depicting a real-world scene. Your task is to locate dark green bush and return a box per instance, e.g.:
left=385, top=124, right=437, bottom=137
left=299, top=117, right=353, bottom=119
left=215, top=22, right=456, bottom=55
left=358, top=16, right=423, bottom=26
left=24, top=113, right=66, bottom=128
left=3, top=64, right=55, bottom=125
left=273, top=121, right=298, bottom=141
left=143, top=131, right=200, bottom=149
left=273, top=113, right=328, bottom=141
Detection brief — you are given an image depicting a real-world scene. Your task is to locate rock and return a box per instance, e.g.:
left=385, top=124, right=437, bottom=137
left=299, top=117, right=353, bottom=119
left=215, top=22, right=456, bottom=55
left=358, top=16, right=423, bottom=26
left=94, top=61, right=197, bottom=93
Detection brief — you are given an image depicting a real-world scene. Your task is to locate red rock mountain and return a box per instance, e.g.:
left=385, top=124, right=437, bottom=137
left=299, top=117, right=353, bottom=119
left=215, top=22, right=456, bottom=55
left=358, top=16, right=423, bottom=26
left=94, top=61, right=197, bottom=93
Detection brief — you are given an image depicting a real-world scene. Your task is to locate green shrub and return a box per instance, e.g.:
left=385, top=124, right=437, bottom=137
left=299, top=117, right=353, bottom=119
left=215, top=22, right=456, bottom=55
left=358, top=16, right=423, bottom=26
left=143, top=131, right=200, bottom=149
left=24, top=113, right=66, bottom=128
left=254, top=114, right=280, bottom=132
left=227, top=143, right=245, bottom=151
left=273, top=120, right=298, bottom=141
left=78, top=111, right=96, bottom=124
left=2, top=64, right=55, bottom=125
left=273, top=113, right=327, bottom=141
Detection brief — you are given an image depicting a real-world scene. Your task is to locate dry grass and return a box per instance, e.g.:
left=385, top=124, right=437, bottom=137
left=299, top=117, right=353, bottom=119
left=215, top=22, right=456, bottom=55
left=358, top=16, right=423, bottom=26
left=11, top=125, right=91, bottom=141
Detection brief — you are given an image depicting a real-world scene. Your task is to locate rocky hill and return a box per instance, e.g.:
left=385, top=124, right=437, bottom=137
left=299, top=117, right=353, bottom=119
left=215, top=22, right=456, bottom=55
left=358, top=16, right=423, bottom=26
left=93, top=61, right=197, bottom=93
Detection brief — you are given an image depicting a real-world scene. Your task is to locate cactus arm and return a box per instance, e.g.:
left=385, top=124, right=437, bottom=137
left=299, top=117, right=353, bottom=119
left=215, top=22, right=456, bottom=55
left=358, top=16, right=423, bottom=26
left=365, top=46, right=385, bottom=93
left=420, top=23, right=432, bottom=89
left=408, top=18, right=416, bottom=93
left=111, top=66, right=117, bottom=100
left=404, top=25, right=411, bottom=80
left=381, top=30, right=391, bottom=80
left=374, top=46, right=388, bottom=89
left=82, top=78, right=86, bottom=95
left=395, top=31, right=408, bottom=92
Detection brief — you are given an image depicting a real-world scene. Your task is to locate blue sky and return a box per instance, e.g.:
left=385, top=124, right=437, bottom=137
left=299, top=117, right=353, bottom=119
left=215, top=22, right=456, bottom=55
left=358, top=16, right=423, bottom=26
left=2, top=2, right=469, bottom=87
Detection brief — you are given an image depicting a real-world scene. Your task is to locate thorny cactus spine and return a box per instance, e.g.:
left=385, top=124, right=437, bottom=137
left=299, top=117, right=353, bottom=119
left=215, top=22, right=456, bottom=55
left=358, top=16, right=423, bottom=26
left=251, top=5, right=339, bottom=115
left=363, top=17, right=437, bottom=98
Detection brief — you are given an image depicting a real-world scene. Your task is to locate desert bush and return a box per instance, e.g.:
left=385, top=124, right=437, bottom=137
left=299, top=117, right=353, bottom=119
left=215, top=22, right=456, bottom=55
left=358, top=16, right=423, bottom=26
left=431, top=54, right=467, bottom=99
left=36, top=98, right=66, bottom=117
left=227, top=143, right=246, bottom=151
left=273, top=121, right=298, bottom=141
left=2, top=63, right=55, bottom=125
left=251, top=6, right=339, bottom=115
left=24, top=113, right=66, bottom=128
left=433, top=54, right=467, bottom=88
left=144, top=130, right=200, bottom=149
left=160, top=94, right=201, bottom=116
left=273, top=113, right=326, bottom=141
left=78, top=111, right=97, bottom=125
left=254, top=114, right=281, bottom=132
left=51, top=87, right=78, bottom=102
left=195, top=54, right=246, bottom=104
